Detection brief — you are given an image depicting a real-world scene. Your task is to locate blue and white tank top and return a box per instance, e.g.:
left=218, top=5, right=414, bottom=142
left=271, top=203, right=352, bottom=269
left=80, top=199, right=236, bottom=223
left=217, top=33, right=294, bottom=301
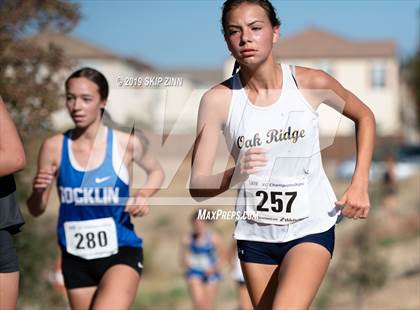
left=187, top=233, right=218, bottom=272
left=57, top=127, right=141, bottom=259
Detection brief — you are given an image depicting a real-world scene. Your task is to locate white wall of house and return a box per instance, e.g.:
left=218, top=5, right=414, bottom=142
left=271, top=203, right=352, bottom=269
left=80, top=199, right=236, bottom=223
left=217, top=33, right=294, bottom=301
left=223, top=56, right=401, bottom=138
left=150, top=79, right=203, bottom=134
left=51, top=58, right=201, bottom=133
left=287, top=57, right=400, bottom=137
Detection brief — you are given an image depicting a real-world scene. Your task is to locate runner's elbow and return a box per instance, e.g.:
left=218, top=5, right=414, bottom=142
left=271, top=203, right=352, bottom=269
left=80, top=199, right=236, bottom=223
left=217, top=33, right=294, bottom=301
left=28, top=208, right=44, bottom=217
left=26, top=200, right=45, bottom=217
left=14, top=153, right=26, bottom=172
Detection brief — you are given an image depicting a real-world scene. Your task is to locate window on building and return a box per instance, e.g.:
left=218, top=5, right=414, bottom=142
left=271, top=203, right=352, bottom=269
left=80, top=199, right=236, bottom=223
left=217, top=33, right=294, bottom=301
left=370, top=61, right=386, bottom=89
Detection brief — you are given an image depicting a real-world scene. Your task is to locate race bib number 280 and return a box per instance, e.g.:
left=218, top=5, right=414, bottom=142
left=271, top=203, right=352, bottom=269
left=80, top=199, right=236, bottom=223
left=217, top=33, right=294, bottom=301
left=245, top=176, right=310, bottom=225
left=64, top=218, right=118, bottom=260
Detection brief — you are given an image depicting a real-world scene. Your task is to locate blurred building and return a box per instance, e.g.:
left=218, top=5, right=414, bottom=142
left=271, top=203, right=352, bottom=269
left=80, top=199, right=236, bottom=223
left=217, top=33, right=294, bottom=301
left=30, top=29, right=417, bottom=161
left=224, top=27, right=418, bottom=158
left=30, top=32, right=221, bottom=134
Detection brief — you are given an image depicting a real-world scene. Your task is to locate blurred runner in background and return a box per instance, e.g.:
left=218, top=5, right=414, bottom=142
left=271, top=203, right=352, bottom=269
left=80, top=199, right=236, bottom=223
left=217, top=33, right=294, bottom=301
left=180, top=210, right=226, bottom=310
left=27, top=68, right=164, bottom=309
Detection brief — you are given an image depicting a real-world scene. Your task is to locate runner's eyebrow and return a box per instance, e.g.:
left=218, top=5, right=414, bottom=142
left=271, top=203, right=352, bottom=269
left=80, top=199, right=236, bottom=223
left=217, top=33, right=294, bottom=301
left=248, top=20, right=264, bottom=26
left=66, top=92, right=93, bottom=98
left=227, top=20, right=264, bottom=29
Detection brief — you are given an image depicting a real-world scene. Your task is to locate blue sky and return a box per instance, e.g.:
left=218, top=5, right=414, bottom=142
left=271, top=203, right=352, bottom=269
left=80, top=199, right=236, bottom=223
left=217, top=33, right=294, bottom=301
left=72, top=0, right=419, bottom=69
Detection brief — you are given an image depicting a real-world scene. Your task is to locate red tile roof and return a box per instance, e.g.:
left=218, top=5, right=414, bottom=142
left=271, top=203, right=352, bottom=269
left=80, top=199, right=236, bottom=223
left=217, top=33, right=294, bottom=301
left=274, top=27, right=396, bottom=59
left=28, top=32, right=153, bottom=70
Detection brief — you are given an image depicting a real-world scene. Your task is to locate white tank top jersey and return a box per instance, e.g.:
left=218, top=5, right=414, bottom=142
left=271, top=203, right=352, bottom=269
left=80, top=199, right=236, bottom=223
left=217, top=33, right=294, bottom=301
left=223, top=63, right=340, bottom=243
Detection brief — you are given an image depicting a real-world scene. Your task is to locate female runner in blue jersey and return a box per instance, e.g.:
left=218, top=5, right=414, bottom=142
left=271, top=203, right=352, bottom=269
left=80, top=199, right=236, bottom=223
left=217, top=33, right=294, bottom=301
left=190, top=0, right=376, bottom=308
left=180, top=211, right=226, bottom=310
left=27, top=68, right=164, bottom=309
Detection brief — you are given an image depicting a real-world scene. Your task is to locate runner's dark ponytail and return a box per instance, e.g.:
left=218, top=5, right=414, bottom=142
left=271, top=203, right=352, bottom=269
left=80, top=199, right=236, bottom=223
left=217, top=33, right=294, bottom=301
left=232, top=60, right=240, bottom=75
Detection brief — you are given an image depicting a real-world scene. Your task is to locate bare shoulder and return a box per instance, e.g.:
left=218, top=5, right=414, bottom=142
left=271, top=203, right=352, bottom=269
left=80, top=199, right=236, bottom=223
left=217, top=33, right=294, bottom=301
left=200, top=79, right=233, bottom=115
left=210, top=231, right=222, bottom=245
left=114, top=129, right=144, bottom=158
left=42, top=134, right=63, bottom=152
left=295, top=66, right=336, bottom=90
left=114, top=129, right=131, bottom=146
left=40, top=133, right=63, bottom=165
left=181, top=234, right=191, bottom=246
left=203, top=78, right=233, bottom=101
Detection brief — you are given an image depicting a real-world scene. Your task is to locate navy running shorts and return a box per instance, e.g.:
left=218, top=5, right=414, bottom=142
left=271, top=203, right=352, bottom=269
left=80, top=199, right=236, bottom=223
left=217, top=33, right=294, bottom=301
left=237, top=225, right=335, bottom=265
left=185, top=269, right=222, bottom=284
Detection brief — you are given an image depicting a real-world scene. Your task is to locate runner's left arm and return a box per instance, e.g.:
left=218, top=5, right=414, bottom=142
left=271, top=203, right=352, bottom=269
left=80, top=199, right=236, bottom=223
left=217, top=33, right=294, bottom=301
left=301, top=68, right=376, bottom=219
left=212, top=232, right=227, bottom=272
left=130, top=133, right=165, bottom=198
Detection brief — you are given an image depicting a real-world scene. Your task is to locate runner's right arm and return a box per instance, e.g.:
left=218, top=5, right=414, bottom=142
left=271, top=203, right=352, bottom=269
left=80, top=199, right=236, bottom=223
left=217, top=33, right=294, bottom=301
left=27, top=135, right=62, bottom=217
left=180, top=235, right=190, bottom=273
left=189, top=85, right=267, bottom=201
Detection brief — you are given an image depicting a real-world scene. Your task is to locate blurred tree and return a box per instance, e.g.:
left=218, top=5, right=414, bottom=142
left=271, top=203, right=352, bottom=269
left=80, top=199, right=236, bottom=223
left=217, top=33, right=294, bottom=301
left=402, top=7, right=420, bottom=128
left=403, top=49, right=420, bottom=128
left=0, top=1, right=80, bottom=307
left=0, top=0, right=80, bottom=139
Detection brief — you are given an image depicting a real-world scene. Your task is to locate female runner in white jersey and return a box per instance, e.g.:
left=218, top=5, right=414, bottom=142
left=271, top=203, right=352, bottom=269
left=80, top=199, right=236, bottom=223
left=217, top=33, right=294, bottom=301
left=27, top=68, right=164, bottom=309
left=190, top=0, right=376, bottom=308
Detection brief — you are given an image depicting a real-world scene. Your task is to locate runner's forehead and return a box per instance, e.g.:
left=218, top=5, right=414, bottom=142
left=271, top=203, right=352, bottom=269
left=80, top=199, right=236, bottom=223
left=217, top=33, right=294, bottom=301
left=66, top=77, right=100, bottom=95
left=225, top=3, right=270, bottom=26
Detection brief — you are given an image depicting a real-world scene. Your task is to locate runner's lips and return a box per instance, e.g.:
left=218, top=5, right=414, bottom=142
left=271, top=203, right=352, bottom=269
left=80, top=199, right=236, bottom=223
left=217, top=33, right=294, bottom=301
left=241, top=49, right=257, bottom=57
left=72, top=115, right=85, bottom=121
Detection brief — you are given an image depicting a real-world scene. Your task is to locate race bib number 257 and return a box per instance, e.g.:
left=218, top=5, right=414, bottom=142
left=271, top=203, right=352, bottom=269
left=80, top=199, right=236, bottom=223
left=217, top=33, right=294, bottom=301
left=245, top=176, right=310, bottom=225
